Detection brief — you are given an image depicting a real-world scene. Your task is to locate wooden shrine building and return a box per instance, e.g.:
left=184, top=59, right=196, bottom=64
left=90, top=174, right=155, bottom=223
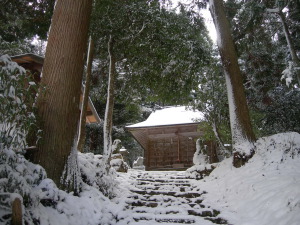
left=11, top=53, right=101, bottom=124
left=126, top=107, right=203, bottom=171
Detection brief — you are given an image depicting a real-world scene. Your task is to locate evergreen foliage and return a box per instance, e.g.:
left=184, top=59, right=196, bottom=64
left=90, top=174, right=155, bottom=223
left=0, top=0, right=54, bottom=42
left=91, top=0, right=213, bottom=105
left=0, top=55, right=38, bottom=149
left=190, top=55, right=232, bottom=154
left=224, top=0, right=300, bottom=137
left=84, top=103, right=146, bottom=166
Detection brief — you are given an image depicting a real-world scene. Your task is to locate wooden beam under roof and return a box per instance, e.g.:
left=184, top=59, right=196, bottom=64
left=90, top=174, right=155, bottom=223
left=11, top=53, right=101, bottom=124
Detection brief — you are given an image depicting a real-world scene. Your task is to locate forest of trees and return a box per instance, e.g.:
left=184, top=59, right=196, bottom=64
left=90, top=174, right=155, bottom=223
left=1, top=0, right=299, bottom=194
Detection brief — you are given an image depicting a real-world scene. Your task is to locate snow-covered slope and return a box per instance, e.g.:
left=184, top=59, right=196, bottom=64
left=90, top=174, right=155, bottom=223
left=1, top=132, right=299, bottom=225
left=188, top=132, right=300, bottom=225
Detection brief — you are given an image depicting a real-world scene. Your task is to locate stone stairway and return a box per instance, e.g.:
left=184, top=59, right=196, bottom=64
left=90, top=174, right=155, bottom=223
left=118, top=171, right=229, bottom=225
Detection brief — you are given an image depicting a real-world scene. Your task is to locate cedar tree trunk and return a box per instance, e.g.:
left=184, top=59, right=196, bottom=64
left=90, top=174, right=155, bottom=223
left=103, top=36, right=116, bottom=160
left=77, top=37, right=94, bottom=152
left=33, top=0, right=92, bottom=187
left=209, top=0, right=256, bottom=167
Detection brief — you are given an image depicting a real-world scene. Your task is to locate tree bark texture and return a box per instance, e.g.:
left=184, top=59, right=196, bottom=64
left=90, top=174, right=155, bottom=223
left=34, top=0, right=92, bottom=187
left=77, top=37, right=94, bottom=152
left=278, top=11, right=300, bottom=85
left=103, top=36, right=116, bottom=159
left=209, top=0, right=256, bottom=167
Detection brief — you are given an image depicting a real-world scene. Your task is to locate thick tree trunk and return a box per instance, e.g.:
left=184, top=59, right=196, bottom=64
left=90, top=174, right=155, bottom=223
left=209, top=0, right=256, bottom=167
left=278, top=11, right=300, bottom=85
left=33, top=0, right=92, bottom=187
left=77, top=37, right=94, bottom=152
left=103, top=36, right=116, bottom=160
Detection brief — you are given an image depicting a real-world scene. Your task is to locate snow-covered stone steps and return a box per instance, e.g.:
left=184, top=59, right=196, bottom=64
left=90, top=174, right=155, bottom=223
left=127, top=194, right=202, bottom=204
left=134, top=183, right=193, bottom=192
left=126, top=198, right=207, bottom=211
left=131, top=210, right=227, bottom=224
left=122, top=171, right=229, bottom=224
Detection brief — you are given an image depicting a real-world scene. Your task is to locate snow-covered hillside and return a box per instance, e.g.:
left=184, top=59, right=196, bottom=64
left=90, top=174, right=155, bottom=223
left=187, top=132, right=300, bottom=225
left=1, top=132, right=299, bottom=225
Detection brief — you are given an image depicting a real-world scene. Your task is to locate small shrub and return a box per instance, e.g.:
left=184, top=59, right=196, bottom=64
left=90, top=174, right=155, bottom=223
left=0, top=54, right=38, bottom=150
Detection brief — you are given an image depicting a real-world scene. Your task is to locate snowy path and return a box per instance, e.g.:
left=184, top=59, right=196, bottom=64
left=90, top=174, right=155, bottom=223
left=115, top=170, right=229, bottom=225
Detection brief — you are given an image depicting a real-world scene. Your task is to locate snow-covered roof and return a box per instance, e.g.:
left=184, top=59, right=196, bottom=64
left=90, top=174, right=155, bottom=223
left=127, top=106, right=203, bottom=128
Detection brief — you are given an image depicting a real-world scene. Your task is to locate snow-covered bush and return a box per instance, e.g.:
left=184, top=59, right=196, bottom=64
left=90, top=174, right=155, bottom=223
left=185, top=164, right=216, bottom=179
left=61, top=148, right=120, bottom=197
left=78, top=152, right=118, bottom=198
left=0, top=147, right=47, bottom=224
left=0, top=37, right=32, bottom=56
left=0, top=54, right=43, bottom=224
left=110, top=153, right=129, bottom=172
left=0, top=55, right=120, bottom=224
left=0, top=54, right=38, bottom=150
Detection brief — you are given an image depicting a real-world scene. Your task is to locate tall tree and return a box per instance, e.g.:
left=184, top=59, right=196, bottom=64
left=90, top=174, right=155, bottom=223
left=103, top=36, right=116, bottom=158
left=227, top=0, right=300, bottom=135
left=191, top=55, right=231, bottom=157
left=77, top=37, right=95, bottom=153
left=209, top=0, right=256, bottom=167
left=91, top=0, right=212, bottom=160
left=33, top=0, right=93, bottom=187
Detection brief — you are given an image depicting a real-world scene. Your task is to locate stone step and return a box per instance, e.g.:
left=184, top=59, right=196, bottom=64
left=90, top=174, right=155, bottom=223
left=155, top=218, right=195, bottom=224
left=126, top=202, right=228, bottom=224
left=126, top=199, right=207, bottom=210
left=134, top=185, right=193, bottom=192
left=205, top=217, right=229, bottom=224
left=131, top=209, right=228, bottom=224
left=133, top=209, right=180, bottom=215
left=130, top=190, right=204, bottom=198
left=137, top=181, right=192, bottom=186
left=133, top=175, right=188, bottom=180
left=132, top=213, right=197, bottom=224
left=135, top=178, right=190, bottom=184
left=126, top=200, right=188, bottom=208
left=128, top=194, right=203, bottom=204
left=187, top=209, right=229, bottom=224
left=130, top=201, right=158, bottom=208
left=187, top=209, right=220, bottom=217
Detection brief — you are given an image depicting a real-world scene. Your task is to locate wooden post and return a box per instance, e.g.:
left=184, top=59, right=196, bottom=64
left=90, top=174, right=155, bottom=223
left=11, top=197, right=22, bottom=225
left=177, top=135, right=180, bottom=162
left=146, top=139, right=150, bottom=171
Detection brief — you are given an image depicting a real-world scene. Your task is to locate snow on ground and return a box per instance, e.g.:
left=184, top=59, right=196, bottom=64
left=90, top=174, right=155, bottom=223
left=1, top=132, right=299, bottom=225
left=187, top=132, right=300, bottom=225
